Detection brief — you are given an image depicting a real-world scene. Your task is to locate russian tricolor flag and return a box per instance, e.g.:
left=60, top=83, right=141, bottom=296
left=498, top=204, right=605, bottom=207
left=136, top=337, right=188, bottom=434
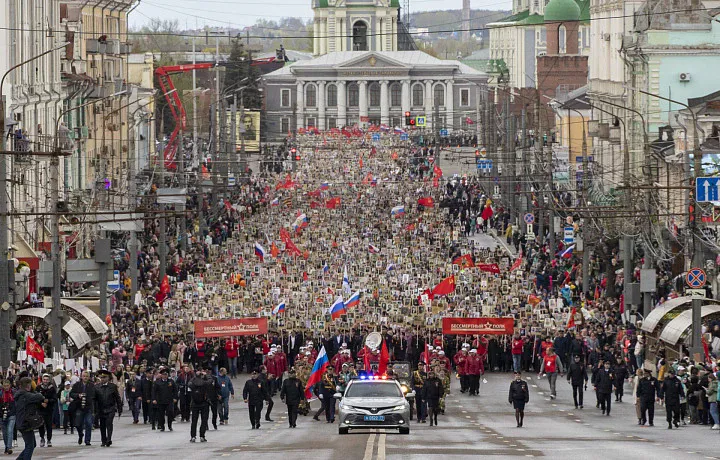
left=270, top=197, right=279, bottom=206
left=254, top=242, right=266, bottom=261
left=342, top=265, right=351, bottom=293
left=345, top=291, right=360, bottom=310
left=391, top=205, right=405, bottom=218
left=304, top=346, right=329, bottom=398
left=394, top=127, right=405, bottom=134
left=272, top=301, right=286, bottom=315
left=292, top=213, right=309, bottom=231
left=368, top=244, right=380, bottom=254
left=329, top=296, right=346, bottom=320
left=320, top=181, right=329, bottom=190
left=557, top=244, right=575, bottom=259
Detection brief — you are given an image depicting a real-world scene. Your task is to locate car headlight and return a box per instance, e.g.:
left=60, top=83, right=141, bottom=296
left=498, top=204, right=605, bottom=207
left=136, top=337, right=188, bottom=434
left=391, top=405, right=405, bottom=412
left=342, top=405, right=356, bottom=411
left=400, top=385, right=409, bottom=393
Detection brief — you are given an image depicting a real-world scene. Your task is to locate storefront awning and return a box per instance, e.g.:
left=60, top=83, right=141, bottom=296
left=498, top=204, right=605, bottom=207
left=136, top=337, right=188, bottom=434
left=659, top=304, right=720, bottom=346
left=63, top=318, right=92, bottom=349
left=641, top=296, right=693, bottom=333
left=16, top=308, right=50, bottom=319
left=61, top=299, right=108, bottom=335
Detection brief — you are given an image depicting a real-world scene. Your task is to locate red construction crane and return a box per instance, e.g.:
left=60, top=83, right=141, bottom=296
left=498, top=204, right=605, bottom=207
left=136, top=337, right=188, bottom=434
left=154, top=63, right=215, bottom=170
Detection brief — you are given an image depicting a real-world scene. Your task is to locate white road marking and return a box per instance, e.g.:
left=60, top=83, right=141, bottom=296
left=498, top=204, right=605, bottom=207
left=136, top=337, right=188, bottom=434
left=377, top=433, right=387, bottom=460
left=363, top=433, right=377, bottom=460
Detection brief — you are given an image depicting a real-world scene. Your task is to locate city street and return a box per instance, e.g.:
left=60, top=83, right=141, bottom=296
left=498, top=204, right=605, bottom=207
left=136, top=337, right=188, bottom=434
left=30, top=374, right=720, bottom=460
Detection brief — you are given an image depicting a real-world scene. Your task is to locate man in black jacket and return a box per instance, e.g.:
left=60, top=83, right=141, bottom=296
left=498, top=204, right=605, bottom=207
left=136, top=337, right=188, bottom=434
left=37, top=373, right=57, bottom=447
left=508, top=371, right=530, bottom=427
left=152, top=368, right=178, bottom=431
left=421, top=371, right=444, bottom=426
left=593, top=361, right=614, bottom=415
left=140, top=368, right=154, bottom=427
left=660, top=368, right=685, bottom=429
left=188, top=368, right=211, bottom=442
left=205, top=371, right=221, bottom=430
left=70, top=371, right=96, bottom=446
left=94, top=369, right=122, bottom=447
left=15, top=377, right=46, bottom=460
left=177, top=365, right=194, bottom=422
left=242, top=370, right=267, bottom=429
left=280, top=369, right=304, bottom=428
left=636, top=368, right=658, bottom=426
left=567, top=355, right=588, bottom=409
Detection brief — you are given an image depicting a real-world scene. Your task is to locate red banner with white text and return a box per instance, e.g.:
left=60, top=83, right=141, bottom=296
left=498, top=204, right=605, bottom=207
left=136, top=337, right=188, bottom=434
left=442, top=317, right=515, bottom=335
left=194, top=318, right=268, bottom=338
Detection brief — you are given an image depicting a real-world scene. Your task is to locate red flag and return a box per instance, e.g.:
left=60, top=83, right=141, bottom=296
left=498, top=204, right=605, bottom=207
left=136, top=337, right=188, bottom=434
left=417, top=288, right=434, bottom=304
left=509, top=254, right=523, bottom=271
left=433, top=176, right=439, bottom=188
left=527, top=294, right=541, bottom=306
left=619, top=294, right=625, bottom=314
left=156, top=275, right=171, bottom=303
left=405, top=223, right=416, bottom=232
left=303, top=271, right=308, bottom=282
left=594, top=285, right=600, bottom=300
left=417, top=197, right=434, bottom=208
left=281, top=264, right=287, bottom=275
left=270, top=242, right=280, bottom=259
left=359, top=156, right=364, bottom=168
left=363, top=345, right=371, bottom=372
left=307, top=189, right=322, bottom=198
left=481, top=206, right=493, bottom=221
left=465, top=117, right=475, bottom=125
left=26, top=336, right=45, bottom=362
left=476, top=263, right=500, bottom=274
left=201, top=164, right=210, bottom=179
left=431, top=275, right=456, bottom=297
left=362, top=172, right=373, bottom=185
left=452, top=254, right=475, bottom=269
left=567, top=307, right=577, bottom=329
left=310, top=201, right=321, bottom=209
left=325, top=197, right=341, bottom=209
left=433, top=164, right=443, bottom=177
left=378, top=339, right=390, bottom=375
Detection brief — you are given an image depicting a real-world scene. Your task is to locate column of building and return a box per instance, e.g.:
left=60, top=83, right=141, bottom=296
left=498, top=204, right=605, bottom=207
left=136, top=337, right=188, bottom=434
left=445, top=80, right=454, bottom=130
left=313, top=20, right=320, bottom=56
left=319, top=19, right=327, bottom=56
left=424, top=80, right=433, bottom=130
left=318, top=81, right=326, bottom=130
left=296, top=81, right=304, bottom=130
left=380, top=80, right=390, bottom=126
left=359, top=81, right=368, bottom=123
left=337, top=81, right=347, bottom=127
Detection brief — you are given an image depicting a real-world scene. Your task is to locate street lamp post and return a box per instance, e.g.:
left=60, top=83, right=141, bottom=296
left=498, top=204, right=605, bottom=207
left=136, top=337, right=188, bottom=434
left=0, top=42, right=69, bottom=368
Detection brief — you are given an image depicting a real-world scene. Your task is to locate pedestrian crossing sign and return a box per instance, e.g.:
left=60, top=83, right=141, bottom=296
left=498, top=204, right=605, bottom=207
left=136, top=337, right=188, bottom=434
left=415, top=116, right=426, bottom=127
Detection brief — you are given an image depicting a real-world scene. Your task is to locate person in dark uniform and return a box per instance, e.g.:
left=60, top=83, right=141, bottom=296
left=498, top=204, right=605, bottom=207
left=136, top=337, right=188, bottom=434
left=594, top=360, right=614, bottom=415
left=412, top=363, right=427, bottom=423
left=259, top=366, right=275, bottom=422
left=660, top=368, right=685, bottom=429
left=242, top=370, right=267, bottom=429
left=636, top=368, right=658, bottom=426
left=188, top=367, right=211, bottom=443
left=421, top=371, right=444, bottom=427
left=613, top=357, right=629, bottom=402
left=177, top=365, right=194, bottom=423
left=508, top=371, right=530, bottom=427
left=566, top=355, right=588, bottom=409
left=151, top=368, right=177, bottom=431
left=70, top=371, right=96, bottom=446
left=141, top=368, right=154, bottom=426
left=37, top=373, right=57, bottom=448
left=94, top=369, right=122, bottom=447
left=205, top=370, right=221, bottom=430
left=317, top=368, right=337, bottom=423
left=280, top=369, right=304, bottom=428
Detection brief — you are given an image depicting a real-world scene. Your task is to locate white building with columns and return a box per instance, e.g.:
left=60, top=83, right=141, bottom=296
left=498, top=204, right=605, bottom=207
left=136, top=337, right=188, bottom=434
left=263, top=0, right=487, bottom=141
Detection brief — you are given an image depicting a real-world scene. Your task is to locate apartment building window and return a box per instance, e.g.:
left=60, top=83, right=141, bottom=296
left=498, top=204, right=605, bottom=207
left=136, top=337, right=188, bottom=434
left=281, top=118, right=289, bottom=135
left=281, top=89, right=291, bottom=108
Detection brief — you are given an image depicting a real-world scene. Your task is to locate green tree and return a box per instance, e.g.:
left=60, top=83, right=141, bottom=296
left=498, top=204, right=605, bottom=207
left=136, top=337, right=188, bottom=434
left=224, top=37, right=261, bottom=109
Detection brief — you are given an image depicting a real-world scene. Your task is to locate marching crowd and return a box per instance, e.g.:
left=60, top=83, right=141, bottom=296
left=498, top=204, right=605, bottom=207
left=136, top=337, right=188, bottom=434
left=1, top=131, right=719, bottom=458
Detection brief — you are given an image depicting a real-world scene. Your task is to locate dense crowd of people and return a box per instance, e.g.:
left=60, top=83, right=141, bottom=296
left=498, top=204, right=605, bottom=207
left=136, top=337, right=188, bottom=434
left=1, top=130, right=719, bottom=457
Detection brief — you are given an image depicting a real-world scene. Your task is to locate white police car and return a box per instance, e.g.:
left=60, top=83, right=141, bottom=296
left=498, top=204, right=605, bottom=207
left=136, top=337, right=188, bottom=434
left=335, top=375, right=414, bottom=435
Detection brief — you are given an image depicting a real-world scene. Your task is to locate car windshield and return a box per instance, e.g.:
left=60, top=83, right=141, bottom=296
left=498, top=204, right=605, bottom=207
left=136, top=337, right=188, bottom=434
left=345, top=382, right=403, bottom=398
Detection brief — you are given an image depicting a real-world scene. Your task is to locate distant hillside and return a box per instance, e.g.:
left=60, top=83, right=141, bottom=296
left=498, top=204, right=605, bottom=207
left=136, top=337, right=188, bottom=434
left=410, top=8, right=510, bottom=36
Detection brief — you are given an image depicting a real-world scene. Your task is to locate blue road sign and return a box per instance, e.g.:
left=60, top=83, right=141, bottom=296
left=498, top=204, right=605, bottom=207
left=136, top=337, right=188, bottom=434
left=476, top=160, right=492, bottom=171
left=523, top=213, right=535, bottom=224
left=686, top=267, right=707, bottom=288
left=439, top=129, right=448, bottom=137
left=400, top=133, right=409, bottom=141
left=372, top=133, right=381, bottom=142
left=696, top=177, right=720, bottom=202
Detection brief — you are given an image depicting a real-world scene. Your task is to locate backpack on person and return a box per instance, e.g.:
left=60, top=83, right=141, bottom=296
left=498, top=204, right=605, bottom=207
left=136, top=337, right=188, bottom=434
left=191, top=382, right=208, bottom=404
left=20, top=403, right=44, bottom=431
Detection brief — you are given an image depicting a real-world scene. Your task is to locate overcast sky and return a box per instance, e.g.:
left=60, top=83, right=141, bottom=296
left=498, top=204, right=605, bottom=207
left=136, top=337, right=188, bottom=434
left=130, top=0, right=512, bottom=29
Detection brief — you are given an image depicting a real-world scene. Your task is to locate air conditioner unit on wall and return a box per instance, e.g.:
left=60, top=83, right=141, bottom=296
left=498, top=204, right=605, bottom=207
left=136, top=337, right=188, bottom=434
left=679, top=72, right=691, bottom=82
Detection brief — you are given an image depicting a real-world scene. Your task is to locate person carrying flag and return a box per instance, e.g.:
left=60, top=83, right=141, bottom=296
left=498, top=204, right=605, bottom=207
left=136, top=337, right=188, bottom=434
left=314, top=368, right=338, bottom=424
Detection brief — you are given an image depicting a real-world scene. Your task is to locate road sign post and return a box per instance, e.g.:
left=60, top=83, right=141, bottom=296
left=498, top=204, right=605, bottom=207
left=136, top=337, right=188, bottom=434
left=696, top=177, right=720, bottom=202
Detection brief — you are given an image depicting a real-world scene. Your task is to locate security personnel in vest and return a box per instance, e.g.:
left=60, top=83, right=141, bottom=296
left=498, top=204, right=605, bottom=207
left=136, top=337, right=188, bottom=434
left=412, top=362, right=428, bottom=423
left=659, top=368, right=685, bottom=429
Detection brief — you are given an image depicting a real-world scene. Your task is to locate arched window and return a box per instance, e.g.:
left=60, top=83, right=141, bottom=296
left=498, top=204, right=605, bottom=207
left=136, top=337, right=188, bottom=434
left=412, top=84, right=424, bottom=107
left=306, top=84, right=317, bottom=107
left=352, top=21, right=368, bottom=51
left=348, top=83, right=359, bottom=107
left=369, top=83, right=381, bottom=107
left=558, top=25, right=567, bottom=54
left=433, top=84, right=445, bottom=107
left=390, top=83, right=401, bottom=107
left=327, top=84, right=337, bottom=107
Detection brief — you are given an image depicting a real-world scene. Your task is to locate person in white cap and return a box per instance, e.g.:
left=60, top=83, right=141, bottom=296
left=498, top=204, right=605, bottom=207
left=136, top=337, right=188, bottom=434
left=465, top=349, right=482, bottom=396
left=454, top=347, right=470, bottom=393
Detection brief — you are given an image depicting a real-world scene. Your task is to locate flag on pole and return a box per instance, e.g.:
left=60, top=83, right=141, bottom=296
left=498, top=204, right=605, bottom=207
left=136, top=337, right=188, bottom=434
left=345, top=290, right=361, bottom=309
left=254, top=242, right=266, bottom=261
left=329, top=296, right=346, bottom=320
left=557, top=244, right=575, bottom=259
left=272, top=301, right=286, bottom=316
left=304, top=346, right=330, bottom=398
left=378, top=339, right=390, bottom=375
left=26, top=336, right=45, bottom=362
left=342, top=266, right=351, bottom=294
left=431, top=275, right=456, bottom=297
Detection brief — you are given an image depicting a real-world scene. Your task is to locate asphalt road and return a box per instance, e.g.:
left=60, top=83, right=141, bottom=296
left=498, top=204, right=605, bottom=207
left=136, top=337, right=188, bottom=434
left=27, top=372, right=720, bottom=460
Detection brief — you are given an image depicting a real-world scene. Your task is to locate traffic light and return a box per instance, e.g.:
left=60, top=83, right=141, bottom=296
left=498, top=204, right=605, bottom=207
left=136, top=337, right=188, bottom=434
left=290, top=147, right=300, bottom=161
left=404, top=111, right=411, bottom=126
